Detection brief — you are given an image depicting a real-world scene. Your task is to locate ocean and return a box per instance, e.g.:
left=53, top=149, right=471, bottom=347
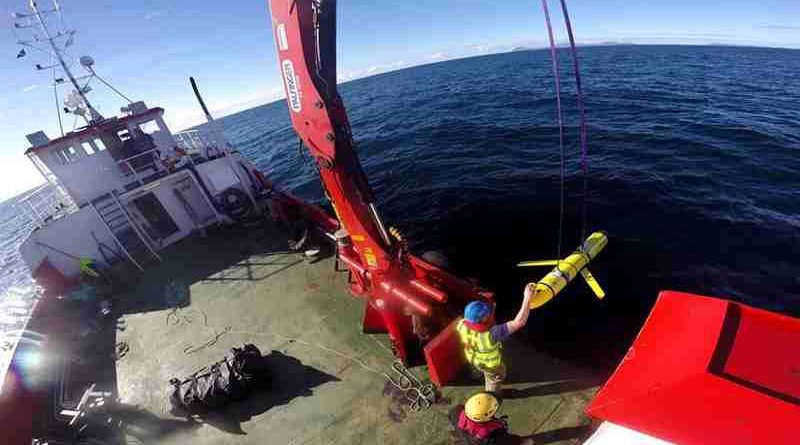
left=0, top=196, right=37, bottom=303
left=3, top=45, right=799, bottom=371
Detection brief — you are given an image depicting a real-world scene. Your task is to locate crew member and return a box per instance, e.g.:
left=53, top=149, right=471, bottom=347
left=448, top=392, right=508, bottom=444
left=158, top=145, right=190, bottom=173
left=173, top=145, right=190, bottom=169
left=457, top=284, right=534, bottom=393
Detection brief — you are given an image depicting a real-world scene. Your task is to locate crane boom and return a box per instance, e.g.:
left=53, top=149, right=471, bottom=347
left=267, top=0, right=493, bottom=375
left=269, top=0, right=392, bottom=271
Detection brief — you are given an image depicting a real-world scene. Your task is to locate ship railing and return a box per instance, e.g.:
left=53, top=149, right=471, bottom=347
left=116, top=130, right=229, bottom=190
left=116, top=148, right=166, bottom=188
left=13, top=182, right=78, bottom=229
left=175, top=129, right=228, bottom=161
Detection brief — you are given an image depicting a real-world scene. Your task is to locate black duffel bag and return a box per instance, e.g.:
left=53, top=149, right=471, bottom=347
left=230, top=343, right=270, bottom=389
left=169, top=343, right=269, bottom=414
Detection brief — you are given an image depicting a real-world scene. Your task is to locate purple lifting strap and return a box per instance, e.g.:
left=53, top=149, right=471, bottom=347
left=541, top=0, right=566, bottom=258
left=559, top=0, right=590, bottom=239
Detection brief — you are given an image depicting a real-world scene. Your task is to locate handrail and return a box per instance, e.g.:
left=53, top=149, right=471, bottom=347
left=89, top=199, right=143, bottom=272
left=115, top=148, right=160, bottom=167
left=13, top=182, right=77, bottom=227
left=116, top=148, right=162, bottom=187
left=111, top=190, right=162, bottom=262
left=16, top=182, right=53, bottom=204
left=175, top=129, right=226, bottom=157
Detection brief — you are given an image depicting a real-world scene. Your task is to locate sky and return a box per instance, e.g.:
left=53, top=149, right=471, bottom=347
left=0, top=0, right=798, bottom=201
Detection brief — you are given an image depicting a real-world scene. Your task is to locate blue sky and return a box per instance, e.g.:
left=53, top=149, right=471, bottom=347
left=0, top=0, right=798, bottom=200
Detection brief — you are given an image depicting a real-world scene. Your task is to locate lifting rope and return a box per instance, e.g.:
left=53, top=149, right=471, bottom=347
left=540, top=0, right=590, bottom=246
left=558, top=0, right=590, bottom=242
left=541, top=0, right=566, bottom=259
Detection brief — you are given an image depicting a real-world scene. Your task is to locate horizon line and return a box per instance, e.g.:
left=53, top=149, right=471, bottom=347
left=206, top=41, right=799, bottom=126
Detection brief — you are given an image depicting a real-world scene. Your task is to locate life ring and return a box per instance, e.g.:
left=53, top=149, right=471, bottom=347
left=219, top=187, right=253, bottom=220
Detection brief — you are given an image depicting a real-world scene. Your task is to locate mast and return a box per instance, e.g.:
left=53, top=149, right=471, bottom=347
left=14, top=0, right=104, bottom=124
left=28, top=0, right=102, bottom=122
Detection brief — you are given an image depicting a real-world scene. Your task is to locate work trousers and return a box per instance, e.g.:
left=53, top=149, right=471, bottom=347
left=476, top=363, right=506, bottom=394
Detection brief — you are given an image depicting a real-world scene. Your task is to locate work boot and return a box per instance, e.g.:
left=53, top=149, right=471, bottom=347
left=484, top=374, right=503, bottom=394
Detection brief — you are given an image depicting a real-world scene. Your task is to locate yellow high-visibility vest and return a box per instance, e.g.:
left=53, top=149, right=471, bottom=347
left=456, top=319, right=503, bottom=369
left=79, top=258, right=99, bottom=278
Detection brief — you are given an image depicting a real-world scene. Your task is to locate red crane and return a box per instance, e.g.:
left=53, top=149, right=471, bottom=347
left=267, top=0, right=491, bottom=384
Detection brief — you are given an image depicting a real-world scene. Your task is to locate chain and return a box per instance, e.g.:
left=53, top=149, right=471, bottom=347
left=382, top=360, right=437, bottom=412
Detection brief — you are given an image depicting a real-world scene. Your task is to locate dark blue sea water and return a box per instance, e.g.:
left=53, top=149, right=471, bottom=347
left=2, top=45, right=798, bottom=371
left=220, top=45, right=800, bottom=369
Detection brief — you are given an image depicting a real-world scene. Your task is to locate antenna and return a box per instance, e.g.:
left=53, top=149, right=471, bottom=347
left=13, top=0, right=104, bottom=123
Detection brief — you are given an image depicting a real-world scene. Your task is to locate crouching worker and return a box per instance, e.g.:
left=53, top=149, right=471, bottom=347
left=449, top=392, right=508, bottom=444
left=457, top=284, right=534, bottom=394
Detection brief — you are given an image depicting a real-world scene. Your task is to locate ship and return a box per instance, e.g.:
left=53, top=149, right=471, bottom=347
left=2, top=1, right=797, bottom=444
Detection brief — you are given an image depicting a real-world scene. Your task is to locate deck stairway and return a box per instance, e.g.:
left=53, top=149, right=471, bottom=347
left=90, top=192, right=159, bottom=271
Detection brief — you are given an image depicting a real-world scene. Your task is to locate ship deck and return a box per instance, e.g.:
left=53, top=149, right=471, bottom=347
left=110, top=220, right=598, bottom=444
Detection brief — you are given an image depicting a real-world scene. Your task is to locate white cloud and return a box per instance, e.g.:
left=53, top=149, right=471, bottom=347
left=144, top=11, right=162, bottom=21
left=165, top=86, right=285, bottom=131
left=761, top=24, right=800, bottom=31
left=426, top=52, right=448, bottom=61
left=335, top=43, right=537, bottom=83
left=23, top=84, right=39, bottom=93
left=470, top=44, right=491, bottom=53
left=338, top=60, right=411, bottom=82
left=164, top=109, right=206, bottom=133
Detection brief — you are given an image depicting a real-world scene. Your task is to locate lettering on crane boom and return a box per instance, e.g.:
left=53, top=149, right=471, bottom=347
left=282, top=60, right=301, bottom=113
left=363, top=247, right=378, bottom=268
left=276, top=24, right=289, bottom=51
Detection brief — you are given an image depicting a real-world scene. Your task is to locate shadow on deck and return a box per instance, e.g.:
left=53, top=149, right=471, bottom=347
left=115, top=222, right=331, bottom=316
left=447, top=339, right=603, bottom=389
left=181, top=351, right=340, bottom=436
left=527, top=425, right=593, bottom=444
left=503, top=340, right=603, bottom=387
left=111, top=404, right=201, bottom=443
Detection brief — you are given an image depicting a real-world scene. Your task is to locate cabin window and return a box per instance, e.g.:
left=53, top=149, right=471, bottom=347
left=53, top=146, right=79, bottom=164
left=94, top=138, right=107, bottom=151
left=67, top=146, right=79, bottom=161
left=139, top=120, right=160, bottom=135
left=81, top=141, right=96, bottom=155
left=53, top=149, right=69, bottom=165
left=117, top=129, right=131, bottom=141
